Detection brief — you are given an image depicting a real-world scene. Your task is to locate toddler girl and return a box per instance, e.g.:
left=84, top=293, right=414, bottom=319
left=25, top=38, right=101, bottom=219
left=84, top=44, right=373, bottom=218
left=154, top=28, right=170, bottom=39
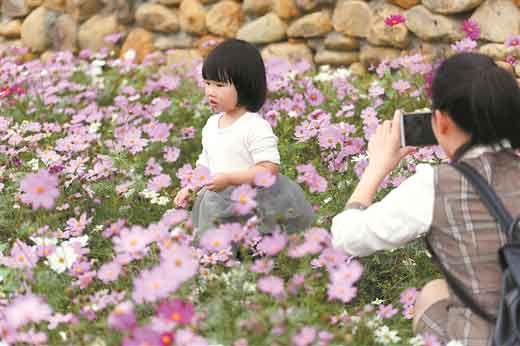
left=174, top=39, right=314, bottom=236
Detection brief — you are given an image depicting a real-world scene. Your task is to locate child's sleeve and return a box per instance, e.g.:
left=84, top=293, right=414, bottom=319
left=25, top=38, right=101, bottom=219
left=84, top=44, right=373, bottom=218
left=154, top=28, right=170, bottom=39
left=247, top=118, right=281, bottom=165
left=195, top=122, right=210, bottom=168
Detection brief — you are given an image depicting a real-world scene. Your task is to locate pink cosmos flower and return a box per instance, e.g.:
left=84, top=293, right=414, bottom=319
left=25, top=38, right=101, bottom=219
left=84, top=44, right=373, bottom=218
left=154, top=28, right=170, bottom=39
left=254, top=171, right=276, bottom=188
left=156, top=298, right=194, bottom=325
left=296, top=163, right=328, bottom=193
left=132, top=266, right=179, bottom=304
left=385, top=14, right=405, bottom=26
left=123, top=326, right=161, bottom=346
left=263, top=110, right=279, bottom=127
left=97, top=261, right=122, bottom=283
left=47, top=313, right=78, bottom=330
left=305, top=88, right=324, bottom=107
left=5, top=240, right=38, bottom=269
left=176, top=164, right=195, bottom=188
left=145, top=157, right=163, bottom=176
left=234, top=339, right=248, bottom=346
left=231, top=184, right=257, bottom=215
left=288, top=273, right=305, bottom=295
left=506, top=55, right=518, bottom=66
left=102, top=219, right=127, bottom=238
left=304, top=227, right=331, bottom=247
left=327, top=282, right=357, bottom=303
left=505, top=35, right=520, bottom=47
left=378, top=304, right=399, bottom=319
left=403, top=305, right=414, bottom=319
left=108, top=301, right=136, bottom=331
left=175, top=328, right=208, bottom=346
left=192, top=166, right=212, bottom=188
left=250, top=258, right=274, bottom=273
left=392, top=79, right=411, bottom=94
left=200, top=227, right=232, bottom=252
left=257, top=231, right=287, bottom=256
left=65, top=212, right=91, bottom=237
left=451, top=38, right=477, bottom=52
left=462, top=19, right=480, bottom=40
left=4, top=293, right=53, bottom=329
left=257, top=275, right=285, bottom=298
left=400, top=287, right=418, bottom=307
left=113, top=226, right=152, bottom=259
left=292, top=326, right=316, bottom=346
left=422, top=332, right=441, bottom=346
left=163, top=146, right=181, bottom=163
left=162, top=244, right=199, bottom=282
left=318, top=126, right=342, bottom=149
left=330, top=260, right=363, bottom=286
left=319, top=247, right=348, bottom=271
left=20, top=169, right=60, bottom=209
left=148, top=174, right=172, bottom=192
left=181, top=127, right=196, bottom=139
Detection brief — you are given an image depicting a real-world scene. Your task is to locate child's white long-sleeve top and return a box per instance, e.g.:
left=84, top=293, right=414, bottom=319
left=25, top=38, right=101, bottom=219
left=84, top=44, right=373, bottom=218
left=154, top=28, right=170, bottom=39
left=196, top=112, right=281, bottom=174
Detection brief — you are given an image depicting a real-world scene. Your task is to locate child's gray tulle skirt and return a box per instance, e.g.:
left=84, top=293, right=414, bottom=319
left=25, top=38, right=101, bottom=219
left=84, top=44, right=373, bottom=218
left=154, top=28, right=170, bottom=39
left=192, top=174, right=315, bottom=236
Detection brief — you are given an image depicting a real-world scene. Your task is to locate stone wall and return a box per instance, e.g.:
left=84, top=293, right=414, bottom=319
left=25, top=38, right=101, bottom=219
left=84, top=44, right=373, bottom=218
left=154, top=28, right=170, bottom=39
left=0, top=0, right=519, bottom=69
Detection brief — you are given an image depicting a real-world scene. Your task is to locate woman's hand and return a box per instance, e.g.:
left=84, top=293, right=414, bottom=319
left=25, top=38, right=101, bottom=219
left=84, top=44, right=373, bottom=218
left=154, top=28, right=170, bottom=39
left=366, top=110, right=416, bottom=180
left=206, top=173, right=231, bottom=192
left=174, top=186, right=191, bottom=208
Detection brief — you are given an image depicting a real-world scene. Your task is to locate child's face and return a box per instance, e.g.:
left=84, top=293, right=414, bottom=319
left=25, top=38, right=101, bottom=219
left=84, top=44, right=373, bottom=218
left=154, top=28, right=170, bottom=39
left=204, top=80, right=239, bottom=114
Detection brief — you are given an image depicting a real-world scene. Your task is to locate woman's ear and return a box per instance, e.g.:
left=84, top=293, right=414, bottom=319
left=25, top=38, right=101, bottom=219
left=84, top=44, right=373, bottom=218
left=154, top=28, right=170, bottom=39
left=434, top=110, right=451, bottom=135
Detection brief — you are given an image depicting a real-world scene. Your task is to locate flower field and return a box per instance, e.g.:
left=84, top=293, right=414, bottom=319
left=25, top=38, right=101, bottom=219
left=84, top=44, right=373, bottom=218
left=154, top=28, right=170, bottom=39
left=0, top=43, right=463, bottom=346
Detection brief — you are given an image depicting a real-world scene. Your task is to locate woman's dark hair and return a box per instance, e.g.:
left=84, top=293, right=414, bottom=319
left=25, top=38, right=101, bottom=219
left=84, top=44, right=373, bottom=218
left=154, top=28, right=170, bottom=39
left=202, top=39, right=267, bottom=112
left=431, top=52, right=520, bottom=149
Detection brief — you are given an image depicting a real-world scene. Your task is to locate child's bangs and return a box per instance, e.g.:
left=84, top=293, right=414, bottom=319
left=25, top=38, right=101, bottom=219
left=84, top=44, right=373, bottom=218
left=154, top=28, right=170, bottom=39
left=202, top=57, right=233, bottom=84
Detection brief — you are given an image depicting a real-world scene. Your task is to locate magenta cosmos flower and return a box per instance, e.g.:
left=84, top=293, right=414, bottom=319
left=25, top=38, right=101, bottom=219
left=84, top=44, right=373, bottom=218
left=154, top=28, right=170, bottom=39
left=20, top=169, right=60, bottom=209
left=384, top=14, right=405, bottom=26
left=156, top=298, right=194, bottom=325
left=462, top=19, right=480, bottom=40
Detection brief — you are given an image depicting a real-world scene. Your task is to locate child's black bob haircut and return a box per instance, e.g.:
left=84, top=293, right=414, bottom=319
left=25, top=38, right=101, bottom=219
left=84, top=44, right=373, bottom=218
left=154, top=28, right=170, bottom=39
left=202, top=39, right=267, bottom=112
left=432, top=52, right=520, bottom=149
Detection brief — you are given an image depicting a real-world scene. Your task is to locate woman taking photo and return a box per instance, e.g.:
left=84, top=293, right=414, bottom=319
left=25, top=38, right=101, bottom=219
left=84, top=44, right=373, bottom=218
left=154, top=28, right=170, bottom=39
left=331, top=52, right=520, bottom=345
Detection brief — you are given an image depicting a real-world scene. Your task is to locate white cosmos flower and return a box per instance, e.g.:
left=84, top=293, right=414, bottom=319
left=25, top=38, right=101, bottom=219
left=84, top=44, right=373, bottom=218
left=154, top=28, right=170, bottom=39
left=374, top=325, right=401, bottom=345
left=409, top=335, right=424, bottom=346
left=62, top=235, right=89, bottom=248
left=30, top=236, right=58, bottom=247
left=47, top=245, right=78, bottom=273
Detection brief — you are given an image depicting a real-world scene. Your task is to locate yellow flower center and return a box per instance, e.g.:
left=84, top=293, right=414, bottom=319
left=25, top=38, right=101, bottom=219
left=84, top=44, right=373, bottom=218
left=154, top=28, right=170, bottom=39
left=171, top=312, right=181, bottom=321
left=174, top=259, right=183, bottom=267
left=35, top=185, right=45, bottom=194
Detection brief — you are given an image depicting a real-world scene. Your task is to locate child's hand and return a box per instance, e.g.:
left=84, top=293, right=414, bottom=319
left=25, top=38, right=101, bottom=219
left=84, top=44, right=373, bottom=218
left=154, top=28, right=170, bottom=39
left=206, top=174, right=231, bottom=192
left=174, top=187, right=191, bottom=208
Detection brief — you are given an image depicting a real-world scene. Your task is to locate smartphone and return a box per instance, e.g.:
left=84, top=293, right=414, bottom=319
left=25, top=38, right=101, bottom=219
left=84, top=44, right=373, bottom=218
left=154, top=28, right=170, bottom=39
left=400, top=111, right=438, bottom=147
